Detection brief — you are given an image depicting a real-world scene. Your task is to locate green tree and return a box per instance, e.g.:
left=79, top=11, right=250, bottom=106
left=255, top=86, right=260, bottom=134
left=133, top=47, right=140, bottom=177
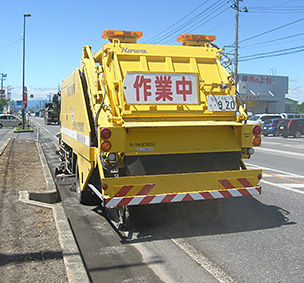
left=0, top=98, right=10, bottom=113
left=295, top=102, right=304, bottom=113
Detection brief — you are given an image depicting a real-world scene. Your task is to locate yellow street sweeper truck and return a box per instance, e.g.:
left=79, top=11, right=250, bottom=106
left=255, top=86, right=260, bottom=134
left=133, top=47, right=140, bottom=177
left=56, top=30, right=262, bottom=228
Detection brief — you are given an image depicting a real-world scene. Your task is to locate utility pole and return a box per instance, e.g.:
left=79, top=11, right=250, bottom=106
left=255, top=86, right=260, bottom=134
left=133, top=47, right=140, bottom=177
left=234, top=0, right=239, bottom=84
left=1, top=73, right=7, bottom=97
left=22, top=14, right=31, bottom=130
left=7, top=85, right=12, bottom=113
left=231, top=0, right=248, bottom=86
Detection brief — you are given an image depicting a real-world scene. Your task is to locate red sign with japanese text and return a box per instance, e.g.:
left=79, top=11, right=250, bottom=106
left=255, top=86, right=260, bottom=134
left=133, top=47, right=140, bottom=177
left=123, top=73, right=198, bottom=104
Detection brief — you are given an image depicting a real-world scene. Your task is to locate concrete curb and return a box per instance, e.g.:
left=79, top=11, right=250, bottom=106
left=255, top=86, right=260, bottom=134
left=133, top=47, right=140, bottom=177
left=18, top=141, right=90, bottom=283
left=0, top=138, right=12, bottom=157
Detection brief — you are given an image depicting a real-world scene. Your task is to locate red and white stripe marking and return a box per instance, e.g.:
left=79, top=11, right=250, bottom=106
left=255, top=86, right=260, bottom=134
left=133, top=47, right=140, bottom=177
left=104, top=187, right=261, bottom=207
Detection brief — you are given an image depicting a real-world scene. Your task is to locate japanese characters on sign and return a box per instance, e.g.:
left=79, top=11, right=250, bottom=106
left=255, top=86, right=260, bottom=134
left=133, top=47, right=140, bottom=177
left=123, top=72, right=198, bottom=104
left=239, top=74, right=272, bottom=85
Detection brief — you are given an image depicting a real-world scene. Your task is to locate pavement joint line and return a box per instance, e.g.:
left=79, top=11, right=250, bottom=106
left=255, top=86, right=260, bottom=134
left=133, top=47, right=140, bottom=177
left=17, top=139, right=90, bottom=283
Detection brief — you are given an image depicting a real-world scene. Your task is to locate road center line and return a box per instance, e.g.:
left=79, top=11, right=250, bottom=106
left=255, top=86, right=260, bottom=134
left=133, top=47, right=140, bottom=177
left=246, top=163, right=304, bottom=179
left=246, top=163, right=304, bottom=195
left=263, top=173, right=304, bottom=184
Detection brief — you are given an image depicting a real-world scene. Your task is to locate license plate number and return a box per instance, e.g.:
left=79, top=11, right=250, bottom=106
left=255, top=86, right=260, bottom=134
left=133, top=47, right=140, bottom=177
left=207, top=95, right=236, bottom=111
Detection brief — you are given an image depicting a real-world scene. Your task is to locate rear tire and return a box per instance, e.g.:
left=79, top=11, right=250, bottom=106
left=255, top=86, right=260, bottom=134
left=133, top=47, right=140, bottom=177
left=0, top=124, right=3, bottom=129
left=294, top=131, right=301, bottom=138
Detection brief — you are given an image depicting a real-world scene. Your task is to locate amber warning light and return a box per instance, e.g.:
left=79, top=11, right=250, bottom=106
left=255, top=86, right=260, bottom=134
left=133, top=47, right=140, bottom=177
left=177, top=34, right=216, bottom=43
left=102, top=30, right=143, bottom=43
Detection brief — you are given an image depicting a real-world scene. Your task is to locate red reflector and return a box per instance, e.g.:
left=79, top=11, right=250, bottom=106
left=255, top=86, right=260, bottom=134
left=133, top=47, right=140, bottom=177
left=100, top=128, right=111, bottom=139
left=257, top=173, right=262, bottom=180
left=252, top=125, right=261, bottom=135
left=252, top=136, right=261, bottom=146
left=288, top=120, right=292, bottom=127
left=101, top=140, right=111, bottom=151
left=103, top=183, right=108, bottom=190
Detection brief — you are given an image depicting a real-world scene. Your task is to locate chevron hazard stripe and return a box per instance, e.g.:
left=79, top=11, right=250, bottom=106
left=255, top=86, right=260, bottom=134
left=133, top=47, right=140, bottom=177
left=104, top=186, right=261, bottom=207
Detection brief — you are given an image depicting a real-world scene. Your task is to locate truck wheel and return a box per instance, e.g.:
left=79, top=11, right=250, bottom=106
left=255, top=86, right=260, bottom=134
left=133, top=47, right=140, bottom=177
left=294, top=131, right=301, bottom=138
left=0, top=124, right=3, bottom=129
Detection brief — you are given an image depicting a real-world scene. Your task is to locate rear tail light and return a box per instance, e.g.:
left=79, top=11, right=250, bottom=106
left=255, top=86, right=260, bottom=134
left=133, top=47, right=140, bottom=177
left=270, top=123, right=274, bottom=127
left=100, top=128, right=112, bottom=139
left=288, top=120, right=292, bottom=128
left=252, top=125, right=261, bottom=135
left=101, top=140, right=112, bottom=151
left=252, top=136, right=261, bottom=146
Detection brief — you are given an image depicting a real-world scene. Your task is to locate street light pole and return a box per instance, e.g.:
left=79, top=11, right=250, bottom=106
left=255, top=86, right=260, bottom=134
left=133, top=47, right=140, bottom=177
left=22, top=13, right=31, bottom=130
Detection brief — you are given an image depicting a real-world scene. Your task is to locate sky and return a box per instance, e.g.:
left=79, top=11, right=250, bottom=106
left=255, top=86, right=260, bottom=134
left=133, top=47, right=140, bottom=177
left=0, top=0, right=303, bottom=103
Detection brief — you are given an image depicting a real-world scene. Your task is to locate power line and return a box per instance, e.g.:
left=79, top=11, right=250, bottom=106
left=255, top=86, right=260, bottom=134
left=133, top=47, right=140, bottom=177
left=239, top=17, right=304, bottom=43
left=145, top=0, right=210, bottom=44
left=289, top=82, right=304, bottom=92
left=163, top=4, right=230, bottom=45
left=157, top=0, right=227, bottom=44
left=0, top=37, right=22, bottom=49
left=249, top=5, right=304, bottom=13
left=239, top=45, right=304, bottom=62
left=240, top=32, right=304, bottom=49
left=146, top=0, right=229, bottom=44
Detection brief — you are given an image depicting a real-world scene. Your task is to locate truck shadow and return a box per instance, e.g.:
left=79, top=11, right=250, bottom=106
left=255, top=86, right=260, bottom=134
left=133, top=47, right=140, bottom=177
left=122, top=196, right=296, bottom=243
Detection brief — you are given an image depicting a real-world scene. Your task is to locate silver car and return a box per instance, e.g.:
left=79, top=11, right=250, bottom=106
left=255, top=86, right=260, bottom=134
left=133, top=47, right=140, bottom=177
left=0, top=114, right=23, bottom=128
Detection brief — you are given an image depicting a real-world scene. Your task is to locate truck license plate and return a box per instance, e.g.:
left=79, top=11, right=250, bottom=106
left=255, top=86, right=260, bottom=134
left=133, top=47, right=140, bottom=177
left=207, top=95, right=237, bottom=111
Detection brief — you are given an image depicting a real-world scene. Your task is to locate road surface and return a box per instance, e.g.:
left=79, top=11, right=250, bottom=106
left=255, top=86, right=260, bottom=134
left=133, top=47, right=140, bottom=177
left=21, top=117, right=304, bottom=282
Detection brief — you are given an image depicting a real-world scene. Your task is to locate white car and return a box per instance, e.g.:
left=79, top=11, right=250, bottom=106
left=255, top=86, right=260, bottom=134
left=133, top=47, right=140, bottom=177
left=247, top=114, right=284, bottom=125
left=0, top=114, right=23, bottom=128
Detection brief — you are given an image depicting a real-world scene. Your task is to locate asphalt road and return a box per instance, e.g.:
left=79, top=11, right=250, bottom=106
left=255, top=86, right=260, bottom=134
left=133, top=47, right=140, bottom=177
left=23, top=117, right=304, bottom=282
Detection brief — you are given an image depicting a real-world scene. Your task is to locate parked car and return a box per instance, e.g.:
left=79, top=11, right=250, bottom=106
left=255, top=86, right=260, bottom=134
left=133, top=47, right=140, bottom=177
left=0, top=114, right=23, bottom=128
left=247, top=113, right=284, bottom=125
left=262, top=118, right=284, bottom=136
left=280, top=113, right=304, bottom=119
left=279, top=118, right=304, bottom=138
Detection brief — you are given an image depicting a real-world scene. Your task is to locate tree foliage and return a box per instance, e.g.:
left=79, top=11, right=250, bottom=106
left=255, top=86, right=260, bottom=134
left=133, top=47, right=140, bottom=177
left=295, top=102, right=304, bottom=113
left=0, top=98, right=10, bottom=113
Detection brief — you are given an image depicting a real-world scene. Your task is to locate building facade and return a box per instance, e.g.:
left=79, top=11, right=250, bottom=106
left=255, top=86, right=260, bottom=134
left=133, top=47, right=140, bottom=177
left=238, top=73, right=288, bottom=115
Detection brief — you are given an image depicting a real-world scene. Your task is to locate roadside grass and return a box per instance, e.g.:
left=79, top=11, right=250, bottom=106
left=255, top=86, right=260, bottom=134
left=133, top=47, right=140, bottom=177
left=14, top=124, right=34, bottom=132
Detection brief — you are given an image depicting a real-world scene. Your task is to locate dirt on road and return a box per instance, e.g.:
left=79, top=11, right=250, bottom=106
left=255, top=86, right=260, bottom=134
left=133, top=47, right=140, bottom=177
left=0, top=139, right=67, bottom=283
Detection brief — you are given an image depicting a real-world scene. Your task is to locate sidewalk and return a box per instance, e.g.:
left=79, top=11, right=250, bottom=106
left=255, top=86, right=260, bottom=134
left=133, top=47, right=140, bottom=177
left=0, top=138, right=89, bottom=283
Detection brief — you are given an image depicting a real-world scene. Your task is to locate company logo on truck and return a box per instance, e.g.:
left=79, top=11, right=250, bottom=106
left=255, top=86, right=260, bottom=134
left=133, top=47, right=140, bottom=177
left=121, top=47, right=147, bottom=54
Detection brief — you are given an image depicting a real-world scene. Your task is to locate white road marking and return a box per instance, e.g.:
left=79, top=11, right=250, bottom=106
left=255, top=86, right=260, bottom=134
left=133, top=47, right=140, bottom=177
left=246, top=163, right=304, bottom=195
left=260, top=179, right=304, bottom=195
left=171, top=238, right=234, bottom=283
left=31, top=119, right=57, bottom=139
left=246, top=163, right=304, bottom=179
left=255, top=147, right=304, bottom=158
